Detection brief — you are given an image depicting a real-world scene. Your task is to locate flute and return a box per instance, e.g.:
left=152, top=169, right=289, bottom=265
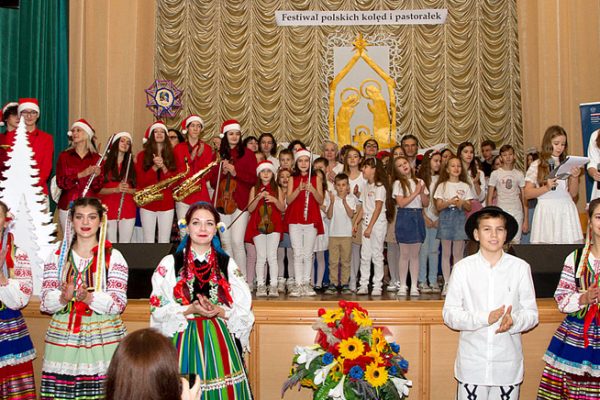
left=116, top=155, right=132, bottom=222
left=82, top=134, right=115, bottom=197
left=303, top=151, right=312, bottom=221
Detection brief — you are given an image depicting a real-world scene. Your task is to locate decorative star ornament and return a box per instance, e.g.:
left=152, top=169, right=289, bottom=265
left=145, top=79, right=183, bottom=118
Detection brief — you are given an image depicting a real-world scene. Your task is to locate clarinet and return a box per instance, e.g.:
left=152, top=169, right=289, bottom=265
left=303, top=152, right=312, bottom=221
left=82, top=134, right=115, bottom=197
left=116, top=155, right=132, bottom=222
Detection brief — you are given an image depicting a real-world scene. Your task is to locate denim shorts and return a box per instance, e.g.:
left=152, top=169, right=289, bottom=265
left=436, top=207, right=468, bottom=241
left=395, top=208, right=426, bottom=244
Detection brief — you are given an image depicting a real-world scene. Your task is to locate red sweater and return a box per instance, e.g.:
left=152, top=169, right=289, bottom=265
left=134, top=151, right=176, bottom=212
left=56, top=149, right=103, bottom=210
left=210, top=147, right=257, bottom=211
left=100, top=159, right=136, bottom=220
left=173, top=141, right=214, bottom=204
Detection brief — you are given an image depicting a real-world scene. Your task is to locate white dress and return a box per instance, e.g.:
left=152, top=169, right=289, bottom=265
left=525, top=159, right=583, bottom=244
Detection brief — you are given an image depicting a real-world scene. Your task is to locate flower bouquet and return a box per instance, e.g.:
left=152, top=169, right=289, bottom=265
left=282, top=301, right=411, bottom=400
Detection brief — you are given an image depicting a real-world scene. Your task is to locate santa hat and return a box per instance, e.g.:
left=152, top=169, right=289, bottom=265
left=67, top=119, right=95, bottom=139
left=256, top=160, right=277, bottom=176
left=17, top=98, right=40, bottom=115
left=111, top=131, right=132, bottom=145
left=0, top=102, right=18, bottom=127
left=181, top=114, right=204, bottom=134
left=143, top=121, right=168, bottom=144
left=220, top=119, right=241, bottom=139
left=294, top=149, right=311, bottom=162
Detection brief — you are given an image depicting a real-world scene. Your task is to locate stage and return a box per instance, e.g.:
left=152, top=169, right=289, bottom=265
left=22, top=296, right=564, bottom=400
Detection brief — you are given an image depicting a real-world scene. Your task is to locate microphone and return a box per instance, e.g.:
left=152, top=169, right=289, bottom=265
left=548, top=159, right=556, bottom=191
left=597, top=163, right=600, bottom=190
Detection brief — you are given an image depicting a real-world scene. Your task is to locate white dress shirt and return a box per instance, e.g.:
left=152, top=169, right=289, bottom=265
left=442, top=251, right=538, bottom=385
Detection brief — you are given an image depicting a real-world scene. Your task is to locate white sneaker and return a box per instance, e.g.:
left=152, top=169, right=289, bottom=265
left=371, top=288, right=382, bottom=296
left=410, top=286, right=420, bottom=297
left=418, top=282, right=432, bottom=293
left=288, top=284, right=302, bottom=297
left=256, top=285, right=267, bottom=297
left=286, top=278, right=296, bottom=293
left=397, top=285, right=408, bottom=296
left=303, top=284, right=317, bottom=297
left=357, top=286, right=369, bottom=295
left=442, top=283, right=449, bottom=296
left=277, top=278, right=286, bottom=293
left=430, top=283, right=441, bottom=293
left=268, top=285, right=279, bottom=298
left=386, top=281, right=399, bottom=292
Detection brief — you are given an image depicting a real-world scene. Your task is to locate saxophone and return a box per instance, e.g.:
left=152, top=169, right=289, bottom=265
left=172, top=155, right=220, bottom=202
left=133, top=160, right=190, bottom=207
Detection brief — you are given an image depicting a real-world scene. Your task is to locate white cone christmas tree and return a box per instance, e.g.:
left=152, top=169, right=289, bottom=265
left=12, top=195, right=45, bottom=294
left=0, top=116, right=56, bottom=294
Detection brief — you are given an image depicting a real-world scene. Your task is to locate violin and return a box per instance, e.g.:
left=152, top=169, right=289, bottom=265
left=215, top=164, right=238, bottom=215
left=257, top=189, right=275, bottom=234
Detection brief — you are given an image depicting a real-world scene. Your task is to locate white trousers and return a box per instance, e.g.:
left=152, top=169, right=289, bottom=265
left=457, top=381, right=520, bottom=400
left=219, top=209, right=249, bottom=276
left=140, top=209, right=174, bottom=243
left=289, top=224, right=317, bottom=285
left=359, top=219, right=387, bottom=291
left=175, top=201, right=190, bottom=223
left=106, top=219, right=135, bottom=243
left=253, top=233, right=280, bottom=286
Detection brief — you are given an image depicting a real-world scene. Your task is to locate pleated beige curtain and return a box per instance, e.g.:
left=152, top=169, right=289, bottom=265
left=155, top=0, right=523, bottom=158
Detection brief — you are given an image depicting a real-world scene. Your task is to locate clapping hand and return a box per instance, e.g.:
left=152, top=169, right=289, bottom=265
left=59, top=275, right=75, bottom=305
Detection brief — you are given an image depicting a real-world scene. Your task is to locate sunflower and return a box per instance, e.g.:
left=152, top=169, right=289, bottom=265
left=371, top=328, right=387, bottom=353
left=338, top=337, right=365, bottom=360
left=365, top=348, right=384, bottom=365
left=352, top=308, right=372, bottom=327
left=329, top=359, right=343, bottom=382
left=322, top=308, right=344, bottom=324
left=365, top=362, right=388, bottom=388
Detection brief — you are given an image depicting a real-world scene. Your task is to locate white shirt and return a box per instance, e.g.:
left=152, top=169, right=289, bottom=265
left=424, top=175, right=439, bottom=221
left=392, top=178, right=428, bottom=209
left=433, top=181, right=474, bottom=202
left=349, top=173, right=367, bottom=200
left=360, top=182, right=387, bottom=225
left=525, top=159, right=571, bottom=200
left=467, top=169, right=487, bottom=202
left=488, top=168, right=525, bottom=213
left=329, top=193, right=358, bottom=237
left=442, top=251, right=538, bottom=385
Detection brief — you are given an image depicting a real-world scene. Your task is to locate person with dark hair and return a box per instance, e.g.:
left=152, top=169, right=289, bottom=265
left=150, top=201, right=253, bottom=398
left=168, top=128, right=185, bottom=148
left=400, top=134, right=419, bottom=169
left=258, top=132, right=279, bottom=169
left=287, top=139, right=306, bottom=154
left=0, top=102, right=18, bottom=133
left=363, top=138, right=379, bottom=158
left=0, top=200, right=36, bottom=399
left=99, top=132, right=136, bottom=243
left=105, top=328, right=201, bottom=400
left=40, top=197, right=129, bottom=399
left=210, top=120, right=258, bottom=278
left=135, top=121, right=178, bottom=243
left=56, top=119, right=103, bottom=231
left=537, top=197, right=600, bottom=398
left=443, top=206, right=538, bottom=400
left=480, top=139, right=497, bottom=177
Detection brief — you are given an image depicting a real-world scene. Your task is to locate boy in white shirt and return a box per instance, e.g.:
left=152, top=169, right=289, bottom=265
left=443, top=206, right=538, bottom=400
left=486, top=145, right=528, bottom=243
left=325, top=173, right=357, bottom=294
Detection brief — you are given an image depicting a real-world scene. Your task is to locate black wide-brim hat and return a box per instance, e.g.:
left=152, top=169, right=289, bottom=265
left=464, top=206, right=519, bottom=243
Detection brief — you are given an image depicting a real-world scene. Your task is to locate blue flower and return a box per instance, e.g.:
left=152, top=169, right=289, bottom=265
left=399, top=359, right=409, bottom=370
left=322, top=352, right=334, bottom=365
left=390, top=342, right=400, bottom=353
left=389, top=365, right=398, bottom=375
left=349, top=365, right=364, bottom=379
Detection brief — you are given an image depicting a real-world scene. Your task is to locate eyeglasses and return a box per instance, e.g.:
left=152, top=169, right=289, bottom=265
left=365, top=143, right=378, bottom=148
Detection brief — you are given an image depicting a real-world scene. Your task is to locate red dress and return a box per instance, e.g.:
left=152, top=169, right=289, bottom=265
left=55, top=149, right=103, bottom=210
left=245, top=184, right=283, bottom=242
left=210, top=147, right=257, bottom=212
left=99, top=159, right=136, bottom=220
left=134, top=151, right=176, bottom=212
left=283, top=174, right=324, bottom=234
left=173, top=141, right=214, bottom=204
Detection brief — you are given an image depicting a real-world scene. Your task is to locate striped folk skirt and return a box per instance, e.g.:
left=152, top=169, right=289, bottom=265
left=537, top=314, right=600, bottom=399
left=0, top=306, right=35, bottom=399
left=40, top=309, right=126, bottom=399
left=173, top=316, right=252, bottom=400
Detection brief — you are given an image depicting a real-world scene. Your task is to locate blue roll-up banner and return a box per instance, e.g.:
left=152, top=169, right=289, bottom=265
left=580, top=102, right=600, bottom=201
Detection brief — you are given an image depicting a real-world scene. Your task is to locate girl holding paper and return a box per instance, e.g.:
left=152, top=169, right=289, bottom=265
left=524, top=125, right=583, bottom=244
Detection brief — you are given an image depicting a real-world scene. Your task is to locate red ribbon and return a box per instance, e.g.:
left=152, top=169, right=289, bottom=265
left=67, top=301, right=92, bottom=333
left=583, top=303, right=600, bottom=348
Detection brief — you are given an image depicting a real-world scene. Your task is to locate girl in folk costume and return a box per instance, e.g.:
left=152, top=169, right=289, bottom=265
left=537, top=197, right=600, bottom=399
left=434, top=156, right=473, bottom=296
left=245, top=161, right=284, bottom=297
left=56, top=119, right=103, bottom=231
left=0, top=202, right=36, bottom=399
left=135, top=121, right=177, bottom=243
left=525, top=125, right=583, bottom=244
left=353, top=157, right=393, bottom=296
left=40, top=197, right=128, bottom=399
left=457, top=141, right=486, bottom=216
left=285, top=149, right=324, bottom=297
left=343, top=146, right=366, bottom=292
left=173, top=115, right=214, bottom=221
left=392, top=155, right=429, bottom=297
left=99, top=132, right=136, bottom=243
left=210, top=120, right=258, bottom=277
left=150, top=202, right=253, bottom=399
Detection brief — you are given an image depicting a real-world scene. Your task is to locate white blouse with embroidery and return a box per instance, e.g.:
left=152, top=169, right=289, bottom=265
left=0, top=248, right=32, bottom=310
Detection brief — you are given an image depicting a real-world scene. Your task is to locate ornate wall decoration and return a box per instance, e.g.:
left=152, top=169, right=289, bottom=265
left=156, top=0, right=522, bottom=160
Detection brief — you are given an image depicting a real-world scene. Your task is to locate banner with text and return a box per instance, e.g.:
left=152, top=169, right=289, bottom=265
left=580, top=102, right=600, bottom=201
left=275, top=10, right=447, bottom=26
